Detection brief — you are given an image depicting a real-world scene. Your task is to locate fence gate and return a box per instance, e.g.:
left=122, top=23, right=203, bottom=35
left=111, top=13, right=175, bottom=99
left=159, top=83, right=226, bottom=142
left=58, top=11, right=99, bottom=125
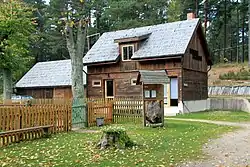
left=72, top=98, right=87, bottom=128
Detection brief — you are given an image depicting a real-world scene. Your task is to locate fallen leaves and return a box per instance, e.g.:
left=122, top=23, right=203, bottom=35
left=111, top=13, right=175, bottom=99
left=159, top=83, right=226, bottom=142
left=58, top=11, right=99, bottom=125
left=0, top=121, right=236, bottom=167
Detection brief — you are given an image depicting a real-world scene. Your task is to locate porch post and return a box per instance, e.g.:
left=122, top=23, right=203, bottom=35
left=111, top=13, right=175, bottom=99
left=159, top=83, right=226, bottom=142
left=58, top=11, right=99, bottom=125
left=142, top=82, right=146, bottom=127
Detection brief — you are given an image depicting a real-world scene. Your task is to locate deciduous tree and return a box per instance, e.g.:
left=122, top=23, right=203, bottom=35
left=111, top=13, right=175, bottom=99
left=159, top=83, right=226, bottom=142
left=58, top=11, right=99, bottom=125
left=0, top=0, right=35, bottom=100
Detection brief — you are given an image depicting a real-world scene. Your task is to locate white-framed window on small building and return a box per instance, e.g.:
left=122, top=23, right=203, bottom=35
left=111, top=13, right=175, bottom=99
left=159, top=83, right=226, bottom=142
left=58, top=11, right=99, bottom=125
left=144, top=90, right=157, bottom=98
left=92, top=80, right=101, bottom=87
left=144, top=90, right=150, bottom=98
left=131, top=78, right=137, bottom=85
left=151, top=90, right=157, bottom=98
left=122, top=45, right=134, bottom=61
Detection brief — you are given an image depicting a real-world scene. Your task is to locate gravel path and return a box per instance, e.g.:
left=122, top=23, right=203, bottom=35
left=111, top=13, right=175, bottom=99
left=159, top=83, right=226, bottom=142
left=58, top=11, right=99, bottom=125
left=167, top=118, right=250, bottom=167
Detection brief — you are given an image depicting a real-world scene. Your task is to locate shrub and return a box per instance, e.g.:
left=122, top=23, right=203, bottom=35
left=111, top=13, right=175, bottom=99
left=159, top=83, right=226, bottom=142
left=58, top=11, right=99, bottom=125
left=219, top=70, right=250, bottom=80
left=97, top=125, right=135, bottom=149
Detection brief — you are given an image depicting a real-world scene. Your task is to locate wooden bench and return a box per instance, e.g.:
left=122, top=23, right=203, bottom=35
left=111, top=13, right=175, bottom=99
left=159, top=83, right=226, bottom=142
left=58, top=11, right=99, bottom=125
left=0, top=125, right=53, bottom=147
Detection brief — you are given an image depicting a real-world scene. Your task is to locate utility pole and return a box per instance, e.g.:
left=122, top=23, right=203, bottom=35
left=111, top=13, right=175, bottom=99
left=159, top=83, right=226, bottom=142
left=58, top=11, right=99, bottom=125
left=237, top=0, right=239, bottom=63
left=195, top=0, right=199, bottom=17
left=248, top=0, right=250, bottom=67
left=224, top=0, right=227, bottom=62
left=242, top=0, right=245, bottom=63
left=204, top=0, right=208, bottom=36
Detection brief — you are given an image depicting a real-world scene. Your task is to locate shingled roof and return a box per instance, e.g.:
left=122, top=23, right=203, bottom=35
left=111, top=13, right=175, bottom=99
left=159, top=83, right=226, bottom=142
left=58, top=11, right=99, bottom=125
left=83, top=18, right=200, bottom=65
left=138, top=70, right=170, bottom=85
left=15, top=60, right=87, bottom=88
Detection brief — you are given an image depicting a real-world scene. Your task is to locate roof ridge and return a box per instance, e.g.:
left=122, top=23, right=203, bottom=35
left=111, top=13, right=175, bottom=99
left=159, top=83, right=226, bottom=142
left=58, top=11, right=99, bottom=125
left=103, top=18, right=200, bottom=35
left=36, top=59, right=71, bottom=64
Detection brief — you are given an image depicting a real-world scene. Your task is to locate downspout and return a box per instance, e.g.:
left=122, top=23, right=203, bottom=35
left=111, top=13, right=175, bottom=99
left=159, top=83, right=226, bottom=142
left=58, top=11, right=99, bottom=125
left=82, top=68, right=88, bottom=127
left=207, top=65, right=212, bottom=72
left=207, top=65, right=212, bottom=99
left=83, top=69, right=88, bottom=98
left=181, top=56, right=184, bottom=114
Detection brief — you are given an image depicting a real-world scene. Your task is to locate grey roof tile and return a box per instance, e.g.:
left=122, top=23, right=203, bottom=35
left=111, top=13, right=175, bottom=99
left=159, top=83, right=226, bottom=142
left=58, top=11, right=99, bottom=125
left=83, top=19, right=200, bottom=64
left=16, top=59, right=87, bottom=88
left=139, top=70, right=169, bottom=84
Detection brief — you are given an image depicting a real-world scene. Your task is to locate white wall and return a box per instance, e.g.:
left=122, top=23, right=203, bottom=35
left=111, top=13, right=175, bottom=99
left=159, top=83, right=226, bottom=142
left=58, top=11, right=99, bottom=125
left=209, top=98, right=250, bottom=113
left=180, top=98, right=250, bottom=113
left=182, top=100, right=210, bottom=113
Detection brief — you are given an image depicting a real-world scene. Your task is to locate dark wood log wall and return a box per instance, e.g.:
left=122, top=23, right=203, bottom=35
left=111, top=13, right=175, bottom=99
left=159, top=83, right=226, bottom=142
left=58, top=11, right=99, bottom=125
left=17, top=87, right=73, bottom=99
left=182, top=30, right=209, bottom=101
left=87, top=58, right=181, bottom=98
left=17, top=88, right=53, bottom=99
left=88, top=30, right=209, bottom=101
left=87, top=72, right=142, bottom=98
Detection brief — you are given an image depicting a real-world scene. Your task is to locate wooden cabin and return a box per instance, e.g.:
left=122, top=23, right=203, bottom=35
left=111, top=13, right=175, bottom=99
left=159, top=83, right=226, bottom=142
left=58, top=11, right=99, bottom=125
left=83, top=14, right=212, bottom=115
left=15, top=60, right=87, bottom=99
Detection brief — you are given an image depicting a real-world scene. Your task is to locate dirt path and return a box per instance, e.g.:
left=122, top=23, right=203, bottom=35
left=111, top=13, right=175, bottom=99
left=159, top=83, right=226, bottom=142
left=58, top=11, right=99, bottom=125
left=166, top=118, right=250, bottom=167
left=72, top=127, right=100, bottom=133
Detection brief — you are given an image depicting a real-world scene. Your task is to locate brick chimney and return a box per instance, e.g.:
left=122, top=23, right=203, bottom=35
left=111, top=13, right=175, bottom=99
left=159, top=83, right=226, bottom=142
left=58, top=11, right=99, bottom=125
left=187, top=12, right=196, bottom=20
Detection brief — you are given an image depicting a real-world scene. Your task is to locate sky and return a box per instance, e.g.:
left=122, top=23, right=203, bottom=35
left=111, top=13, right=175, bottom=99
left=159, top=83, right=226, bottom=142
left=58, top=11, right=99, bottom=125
left=45, top=0, right=50, bottom=4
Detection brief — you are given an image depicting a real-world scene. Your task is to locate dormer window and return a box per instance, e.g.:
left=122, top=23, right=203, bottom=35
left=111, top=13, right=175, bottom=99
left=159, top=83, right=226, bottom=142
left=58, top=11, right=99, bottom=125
left=122, top=45, right=134, bottom=61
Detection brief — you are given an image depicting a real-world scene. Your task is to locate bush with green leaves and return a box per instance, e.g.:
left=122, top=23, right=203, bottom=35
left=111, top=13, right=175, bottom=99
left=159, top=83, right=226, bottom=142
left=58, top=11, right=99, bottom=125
left=219, top=68, right=250, bottom=80
left=97, top=125, right=134, bottom=149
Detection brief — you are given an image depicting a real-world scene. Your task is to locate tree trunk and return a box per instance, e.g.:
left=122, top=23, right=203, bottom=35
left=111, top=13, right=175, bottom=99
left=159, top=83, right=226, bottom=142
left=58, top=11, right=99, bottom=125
left=71, top=53, right=84, bottom=99
left=3, top=68, right=12, bottom=100
left=66, top=20, right=87, bottom=99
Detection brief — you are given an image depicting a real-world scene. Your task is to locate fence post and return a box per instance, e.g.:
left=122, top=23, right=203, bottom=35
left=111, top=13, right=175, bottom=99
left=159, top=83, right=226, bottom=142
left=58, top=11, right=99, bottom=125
left=142, top=83, right=146, bottom=127
left=161, top=100, right=164, bottom=127
left=85, top=101, right=88, bottom=127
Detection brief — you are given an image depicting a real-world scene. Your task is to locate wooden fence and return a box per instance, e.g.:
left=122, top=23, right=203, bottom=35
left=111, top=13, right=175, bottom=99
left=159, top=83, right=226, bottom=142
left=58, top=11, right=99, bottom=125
left=87, top=99, right=113, bottom=127
left=0, top=98, right=72, bottom=105
left=0, top=104, right=72, bottom=133
left=113, top=98, right=143, bottom=124
left=87, top=98, right=144, bottom=126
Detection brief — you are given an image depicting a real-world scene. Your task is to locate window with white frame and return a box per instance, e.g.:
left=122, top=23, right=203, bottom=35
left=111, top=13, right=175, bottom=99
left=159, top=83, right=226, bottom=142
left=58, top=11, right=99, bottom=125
left=144, top=90, right=157, bottom=98
left=122, top=45, right=134, bottom=61
left=151, top=90, right=157, bottom=98
left=92, top=80, right=101, bottom=87
left=131, top=78, right=137, bottom=85
left=144, top=90, right=150, bottom=98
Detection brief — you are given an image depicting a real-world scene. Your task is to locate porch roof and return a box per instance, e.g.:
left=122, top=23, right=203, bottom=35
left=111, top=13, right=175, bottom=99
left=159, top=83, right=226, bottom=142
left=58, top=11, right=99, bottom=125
left=137, top=70, right=170, bottom=85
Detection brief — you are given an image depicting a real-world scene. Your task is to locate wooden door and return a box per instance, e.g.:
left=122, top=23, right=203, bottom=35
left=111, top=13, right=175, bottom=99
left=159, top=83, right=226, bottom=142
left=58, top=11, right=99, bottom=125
left=170, top=77, right=178, bottom=106
left=105, top=80, right=114, bottom=98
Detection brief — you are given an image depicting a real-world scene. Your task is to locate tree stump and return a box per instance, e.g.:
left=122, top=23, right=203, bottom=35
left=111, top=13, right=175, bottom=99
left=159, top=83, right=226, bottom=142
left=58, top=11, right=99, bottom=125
left=97, top=127, right=134, bottom=149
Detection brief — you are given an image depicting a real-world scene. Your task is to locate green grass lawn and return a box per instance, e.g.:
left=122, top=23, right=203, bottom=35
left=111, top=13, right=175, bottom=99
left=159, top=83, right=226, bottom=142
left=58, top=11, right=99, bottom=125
left=0, top=120, right=236, bottom=167
left=171, top=110, right=250, bottom=122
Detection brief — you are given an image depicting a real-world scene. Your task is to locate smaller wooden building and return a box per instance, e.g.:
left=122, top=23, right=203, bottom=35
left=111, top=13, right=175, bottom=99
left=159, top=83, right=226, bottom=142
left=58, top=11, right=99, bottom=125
left=15, top=60, right=87, bottom=99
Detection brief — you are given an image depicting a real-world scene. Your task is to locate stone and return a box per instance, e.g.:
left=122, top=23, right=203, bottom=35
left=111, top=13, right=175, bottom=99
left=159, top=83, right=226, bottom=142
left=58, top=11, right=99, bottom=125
left=145, top=101, right=163, bottom=124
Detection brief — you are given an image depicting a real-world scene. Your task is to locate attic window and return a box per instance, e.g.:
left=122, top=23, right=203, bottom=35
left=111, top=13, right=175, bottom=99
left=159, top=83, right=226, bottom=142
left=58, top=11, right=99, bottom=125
left=122, top=45, right=134, bottom=61
left=131, top=78, right=137, bottom=85
left=190, top=49, right=202, bottom=61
